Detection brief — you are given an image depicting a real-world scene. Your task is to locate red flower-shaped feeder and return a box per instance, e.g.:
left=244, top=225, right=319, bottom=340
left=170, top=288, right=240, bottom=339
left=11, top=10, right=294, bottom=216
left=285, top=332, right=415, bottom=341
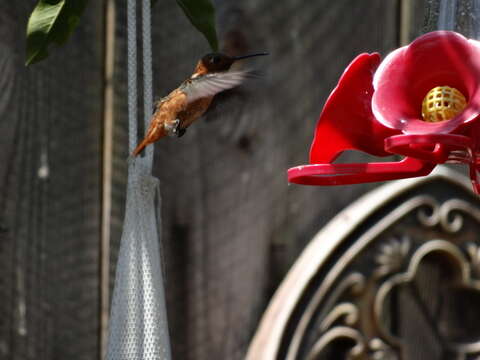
left=288, top=31, right=480, bottom=193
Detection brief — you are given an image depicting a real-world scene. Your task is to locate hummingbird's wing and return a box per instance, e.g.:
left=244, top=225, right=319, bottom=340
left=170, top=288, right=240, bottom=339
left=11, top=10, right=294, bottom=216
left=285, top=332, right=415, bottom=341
left=203, top=70, right=264, bottom=121
left=183, top=71, right=256, bottom=104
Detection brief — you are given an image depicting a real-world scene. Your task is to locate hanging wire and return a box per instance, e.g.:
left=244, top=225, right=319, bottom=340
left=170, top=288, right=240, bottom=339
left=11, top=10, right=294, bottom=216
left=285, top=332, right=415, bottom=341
left=436, top=0, right=480, bottom=37
left=438, top=0, right=457, bottom=30
left=127, top=0, right=138, bottom=154
left=105, top=0, right=172, bottom=358
left=471, top=0, right=480, bottom=38
left=142, top=0, right=154, bottom=164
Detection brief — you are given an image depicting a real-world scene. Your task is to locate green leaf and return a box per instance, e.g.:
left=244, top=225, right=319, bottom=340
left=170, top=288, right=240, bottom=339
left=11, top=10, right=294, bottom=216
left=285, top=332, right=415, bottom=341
left=26, top=0, right=88, bottom=66
left=175, top=0, right=218, bottom=51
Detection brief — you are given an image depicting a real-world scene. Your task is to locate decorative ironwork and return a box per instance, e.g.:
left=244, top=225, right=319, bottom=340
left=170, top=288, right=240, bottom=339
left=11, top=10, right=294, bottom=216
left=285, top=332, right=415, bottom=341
left=374, top=236, right=411, bottom=277
left=247, top=168, right=480, bottom=360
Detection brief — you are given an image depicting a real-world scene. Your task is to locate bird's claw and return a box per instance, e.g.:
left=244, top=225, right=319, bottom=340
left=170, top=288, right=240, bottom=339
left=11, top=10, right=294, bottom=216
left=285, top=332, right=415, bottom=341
left=165, top=119, right=186, bottom=138
left=165, top=119, right=180, bottom=137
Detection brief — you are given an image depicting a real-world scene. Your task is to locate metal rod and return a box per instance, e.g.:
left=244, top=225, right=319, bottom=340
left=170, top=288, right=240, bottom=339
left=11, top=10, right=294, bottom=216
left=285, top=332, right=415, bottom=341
left=400, top=0, right=413, bottom=45
left=100, top=0, right=116, bottom=358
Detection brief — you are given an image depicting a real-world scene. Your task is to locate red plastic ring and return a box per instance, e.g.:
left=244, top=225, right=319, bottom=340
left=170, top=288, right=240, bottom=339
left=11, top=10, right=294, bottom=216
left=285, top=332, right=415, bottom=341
left=288, top=157, right=435, bottom=186
left=385, top=134, right=473, bottom=163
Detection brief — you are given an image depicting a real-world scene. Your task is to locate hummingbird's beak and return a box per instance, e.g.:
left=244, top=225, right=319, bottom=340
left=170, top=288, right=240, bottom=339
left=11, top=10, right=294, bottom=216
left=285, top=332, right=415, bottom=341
left=232, top=52, right=269, bottom=61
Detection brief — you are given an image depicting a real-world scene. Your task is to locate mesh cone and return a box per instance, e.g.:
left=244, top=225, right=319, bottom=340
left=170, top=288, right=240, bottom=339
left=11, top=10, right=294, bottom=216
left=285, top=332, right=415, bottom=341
left=106, top=161, right=171, bottom=359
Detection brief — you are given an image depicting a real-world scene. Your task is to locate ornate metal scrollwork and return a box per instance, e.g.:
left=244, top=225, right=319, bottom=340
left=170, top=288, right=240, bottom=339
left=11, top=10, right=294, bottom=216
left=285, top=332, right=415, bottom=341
left=248, top=169, right=480, bottom=360
left=291, top=197, right=480, bottom=360
left=374, top=237, right=411, bottom=278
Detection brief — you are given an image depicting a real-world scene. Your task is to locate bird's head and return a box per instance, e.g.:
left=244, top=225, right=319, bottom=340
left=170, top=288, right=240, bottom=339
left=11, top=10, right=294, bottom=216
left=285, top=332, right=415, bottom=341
left=195, top=52, right=268, bottom=75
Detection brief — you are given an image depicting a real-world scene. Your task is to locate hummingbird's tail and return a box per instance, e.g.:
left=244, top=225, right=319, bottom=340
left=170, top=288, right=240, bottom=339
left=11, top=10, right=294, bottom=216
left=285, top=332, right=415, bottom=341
left=131, top=138, right=150, bottom=157
left=131, top=127, right=169, bottom=157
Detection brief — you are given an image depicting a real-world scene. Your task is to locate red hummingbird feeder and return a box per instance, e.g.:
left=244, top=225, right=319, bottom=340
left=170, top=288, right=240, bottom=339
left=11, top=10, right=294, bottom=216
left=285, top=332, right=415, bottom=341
left=288, top=31, right=480, bottom=193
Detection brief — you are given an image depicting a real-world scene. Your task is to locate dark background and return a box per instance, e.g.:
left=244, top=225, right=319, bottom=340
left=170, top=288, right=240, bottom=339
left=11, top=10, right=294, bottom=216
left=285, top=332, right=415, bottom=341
left=0, top=1, right=452, bottom=359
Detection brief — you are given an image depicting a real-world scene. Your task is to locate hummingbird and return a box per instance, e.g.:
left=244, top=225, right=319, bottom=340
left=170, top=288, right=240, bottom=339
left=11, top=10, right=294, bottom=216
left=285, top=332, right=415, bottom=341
left=132, top=51, right=268, bottom=157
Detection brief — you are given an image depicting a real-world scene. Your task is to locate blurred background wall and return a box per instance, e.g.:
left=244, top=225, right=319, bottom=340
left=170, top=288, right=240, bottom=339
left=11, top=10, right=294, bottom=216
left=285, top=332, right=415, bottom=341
left=0, top=1, right=409, bottom=359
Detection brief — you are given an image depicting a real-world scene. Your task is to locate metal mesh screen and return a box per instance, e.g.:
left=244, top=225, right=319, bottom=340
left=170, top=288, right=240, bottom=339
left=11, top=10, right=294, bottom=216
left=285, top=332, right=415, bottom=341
left=109, top=1, right=400, bottom=360
left=106, top=162, right=171, bottom=360
left=105, top=0, right=171, bottom=357
left=1, top=1, right=400, bottom=360
left=0, top=2, right=104, bottom=360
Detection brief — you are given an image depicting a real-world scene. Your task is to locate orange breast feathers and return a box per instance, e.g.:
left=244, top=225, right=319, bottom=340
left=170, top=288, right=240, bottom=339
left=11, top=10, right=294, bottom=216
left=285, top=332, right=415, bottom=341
left=178, top=96, right=214, bottom=129
left=132, top=89, right=187, bottom=156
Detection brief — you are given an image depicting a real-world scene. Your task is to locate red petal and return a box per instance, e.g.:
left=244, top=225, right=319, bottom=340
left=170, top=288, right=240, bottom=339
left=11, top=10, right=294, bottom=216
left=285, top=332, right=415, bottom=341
left=373, top=31, right=480, bottom=134
left=310, top=53, right=397, bottom=164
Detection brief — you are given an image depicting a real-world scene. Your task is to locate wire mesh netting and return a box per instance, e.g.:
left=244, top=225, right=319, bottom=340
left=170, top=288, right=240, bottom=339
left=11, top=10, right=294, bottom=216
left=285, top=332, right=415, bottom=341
left=105, top=0, right=171, bottom=357
left=106, top=161, right=171, bottom=360
left=0, top=1, right=420, bottom=360
left=109, top=1, right=400, bottom=359
left=0, top=2, right=104, bottom=360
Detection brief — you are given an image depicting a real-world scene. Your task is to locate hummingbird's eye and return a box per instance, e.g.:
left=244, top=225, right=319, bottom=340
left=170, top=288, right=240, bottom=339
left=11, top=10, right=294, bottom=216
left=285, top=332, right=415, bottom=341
left=210, top=55, right=221, bottom=64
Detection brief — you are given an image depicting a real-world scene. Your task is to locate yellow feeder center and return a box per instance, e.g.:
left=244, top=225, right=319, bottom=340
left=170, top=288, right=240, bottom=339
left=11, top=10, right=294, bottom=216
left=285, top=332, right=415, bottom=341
left=421, top=86, right=467, bottom=122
